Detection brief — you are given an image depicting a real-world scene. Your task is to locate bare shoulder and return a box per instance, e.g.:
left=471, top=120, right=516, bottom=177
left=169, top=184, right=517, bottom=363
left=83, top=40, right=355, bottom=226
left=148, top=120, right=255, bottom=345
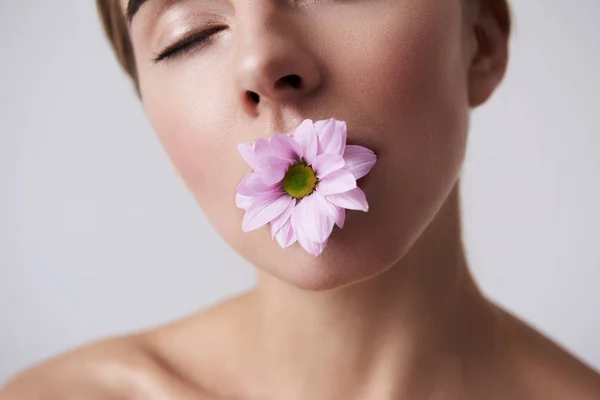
left=499, top=307, right=600, bottom=400
left=0, top=334, right=205, bottom=400
left=524, top=342, right=600, bottom=400
left=0, top=293, right=253, bottom=400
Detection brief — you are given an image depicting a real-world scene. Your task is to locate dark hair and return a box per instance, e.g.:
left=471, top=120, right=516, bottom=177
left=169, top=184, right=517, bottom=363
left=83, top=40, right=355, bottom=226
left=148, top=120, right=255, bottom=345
left=97, top=0, right=512, bottom=95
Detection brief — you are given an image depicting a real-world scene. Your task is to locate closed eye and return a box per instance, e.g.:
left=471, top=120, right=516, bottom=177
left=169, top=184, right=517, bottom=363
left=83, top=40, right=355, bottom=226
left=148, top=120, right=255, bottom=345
left=152, top=25, right=227, bottom=63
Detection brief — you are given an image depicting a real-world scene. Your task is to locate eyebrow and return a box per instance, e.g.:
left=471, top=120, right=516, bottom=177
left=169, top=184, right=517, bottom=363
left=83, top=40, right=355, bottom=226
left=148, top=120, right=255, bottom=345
left=127, top=0, right=150, bottom=23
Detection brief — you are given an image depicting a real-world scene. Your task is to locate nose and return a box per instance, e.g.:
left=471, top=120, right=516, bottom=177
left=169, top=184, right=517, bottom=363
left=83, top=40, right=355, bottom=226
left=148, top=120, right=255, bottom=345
left=234, top=10, right=322, bottom=116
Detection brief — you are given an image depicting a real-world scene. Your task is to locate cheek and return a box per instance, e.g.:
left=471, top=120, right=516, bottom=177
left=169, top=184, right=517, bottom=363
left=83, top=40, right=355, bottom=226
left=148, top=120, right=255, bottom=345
left=141, top=73, right=247, bottom=237
left=316, top=2, right=471, bottom=262
left=338, top=2, right=470, bottom=189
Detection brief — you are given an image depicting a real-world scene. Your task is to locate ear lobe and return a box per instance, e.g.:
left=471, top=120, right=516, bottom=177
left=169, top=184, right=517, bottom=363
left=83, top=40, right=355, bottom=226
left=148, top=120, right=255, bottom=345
left=467, top=5, right=510, bottom=108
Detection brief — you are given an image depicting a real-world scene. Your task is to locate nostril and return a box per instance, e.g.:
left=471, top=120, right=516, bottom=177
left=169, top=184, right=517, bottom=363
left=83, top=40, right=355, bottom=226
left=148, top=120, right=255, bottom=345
left=245, top=75, right=302, bottom=106
left=247, top=91, right=260, bottom=104
left=275, top=74, right=302, bottom=90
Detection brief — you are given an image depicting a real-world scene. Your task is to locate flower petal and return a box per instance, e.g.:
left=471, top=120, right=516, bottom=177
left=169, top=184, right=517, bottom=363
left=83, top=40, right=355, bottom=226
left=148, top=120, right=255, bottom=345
left=315, top=118, right=347, bottom=156
left=270, top=133, right=303, bottom=161
left=237, top=143, right=257, bottom=170
left=312, top=153, right=345, bottom=179
left=343, top=145, right=377, bottom=180
left=292, top=119, right=318, bottom=165
left=270, top=197, right=296, bottom=238
left=333, top=206, right=345, bottom=229
left=257, top=156, right=292, bottom=185
left=242, top=193, right=292, bottom=232
left=292, top=194, right=334, bottom=244
left=317, top=169, right=357, bottom=196
left=237, top=172, right=280, bottom=196
left=275, top=219, right=297, bottom=248
left=314, top=190, right=345, bottom=229
left=237, top=138, right=272, bottom=172
left=297, top=233, right=327, bottom=256
left=291, top=202, right=327, bottom=256
left=326, top=187, right=369, bottom=212
left=235, top=193, right=252, bottom=210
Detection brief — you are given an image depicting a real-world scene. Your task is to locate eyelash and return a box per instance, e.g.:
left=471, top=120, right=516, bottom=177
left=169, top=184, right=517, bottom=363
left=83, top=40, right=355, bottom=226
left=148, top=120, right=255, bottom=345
left=152, top=25, right=227, bottom=63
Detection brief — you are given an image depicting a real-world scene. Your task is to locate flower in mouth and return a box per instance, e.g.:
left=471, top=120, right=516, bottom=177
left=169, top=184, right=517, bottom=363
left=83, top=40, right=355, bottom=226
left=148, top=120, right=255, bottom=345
left=235, top=118, right=377, bottom=256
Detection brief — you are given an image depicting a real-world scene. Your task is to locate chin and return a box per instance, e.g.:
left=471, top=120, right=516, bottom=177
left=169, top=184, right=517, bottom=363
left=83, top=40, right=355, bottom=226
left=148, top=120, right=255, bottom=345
left=241, top=183, right=432, bottom=292
left=263, top=234, right=404, bottom=292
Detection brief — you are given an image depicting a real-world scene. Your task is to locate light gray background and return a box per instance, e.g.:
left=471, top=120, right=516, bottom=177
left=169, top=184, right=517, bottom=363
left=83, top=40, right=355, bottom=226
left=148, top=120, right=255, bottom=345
left=1, top=0, right=599, bottom=384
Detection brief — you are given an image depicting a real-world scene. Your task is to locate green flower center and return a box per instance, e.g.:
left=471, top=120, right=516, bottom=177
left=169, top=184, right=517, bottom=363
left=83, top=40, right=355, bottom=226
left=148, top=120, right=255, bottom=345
left=283, top=163, right=318, bottom=199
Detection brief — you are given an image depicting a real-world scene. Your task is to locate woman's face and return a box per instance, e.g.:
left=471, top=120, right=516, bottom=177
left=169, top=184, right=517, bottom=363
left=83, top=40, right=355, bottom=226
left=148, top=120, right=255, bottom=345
left=125, top=0, right=475, bottom=290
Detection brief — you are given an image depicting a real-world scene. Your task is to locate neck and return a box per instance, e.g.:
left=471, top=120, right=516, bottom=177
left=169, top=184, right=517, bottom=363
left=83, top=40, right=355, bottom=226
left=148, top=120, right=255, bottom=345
left=249, top=182, right=501, bottom=399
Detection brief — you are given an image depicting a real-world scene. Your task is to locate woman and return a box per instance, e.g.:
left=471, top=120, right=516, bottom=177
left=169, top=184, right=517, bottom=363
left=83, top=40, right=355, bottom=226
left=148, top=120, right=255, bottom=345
left=2, top=0, right=600, bottom=398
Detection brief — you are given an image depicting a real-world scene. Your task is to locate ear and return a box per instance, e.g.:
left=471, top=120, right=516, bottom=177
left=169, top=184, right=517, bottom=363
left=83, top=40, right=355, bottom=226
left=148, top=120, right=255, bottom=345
left=467, top=2, right=510, bottom=108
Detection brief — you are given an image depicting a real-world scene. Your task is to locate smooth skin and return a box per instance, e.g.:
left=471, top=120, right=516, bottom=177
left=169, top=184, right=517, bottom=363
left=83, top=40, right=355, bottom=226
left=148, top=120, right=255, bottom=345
left=3, top=0, right=600, bottom=398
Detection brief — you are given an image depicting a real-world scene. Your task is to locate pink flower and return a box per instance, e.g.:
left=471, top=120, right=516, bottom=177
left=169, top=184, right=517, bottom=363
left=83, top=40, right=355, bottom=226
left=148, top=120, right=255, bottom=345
left=236, top=118, right=377, bottom=256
